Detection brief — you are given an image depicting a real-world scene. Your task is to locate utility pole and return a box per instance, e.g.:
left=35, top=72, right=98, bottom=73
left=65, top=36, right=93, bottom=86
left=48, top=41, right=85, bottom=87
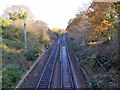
left=24, top=23, right=27, bottom=52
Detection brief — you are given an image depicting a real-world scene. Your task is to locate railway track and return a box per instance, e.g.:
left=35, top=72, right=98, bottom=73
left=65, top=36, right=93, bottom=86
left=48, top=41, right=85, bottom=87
left=36, top=35, right=75, bottom=89
left=60, top=35, right=74, bottom=89
left=36, top=37, right=61, bottom=89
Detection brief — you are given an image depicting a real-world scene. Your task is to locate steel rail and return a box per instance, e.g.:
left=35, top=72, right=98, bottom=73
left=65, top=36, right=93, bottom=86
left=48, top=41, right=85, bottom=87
left=65, top=35, right=79, bottom=89
left=48, top=41, right=60, bottom=88
left=67, top=50, right=74, bottom=89
left=60, top=35, right=74, bottom=89
left=64, top=36, right=74, bottom=89
left=36, top=38, right=61, bottom=89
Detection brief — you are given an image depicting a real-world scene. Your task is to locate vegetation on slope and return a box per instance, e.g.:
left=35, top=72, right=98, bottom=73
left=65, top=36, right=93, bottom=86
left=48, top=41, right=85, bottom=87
left=1, top=5, right=58, bottom=88
left=66, top=2, right=120, bottom=88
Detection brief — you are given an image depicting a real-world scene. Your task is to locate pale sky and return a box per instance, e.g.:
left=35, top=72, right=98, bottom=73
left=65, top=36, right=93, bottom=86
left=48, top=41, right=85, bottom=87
left=0, top=0, right=92, bottom=29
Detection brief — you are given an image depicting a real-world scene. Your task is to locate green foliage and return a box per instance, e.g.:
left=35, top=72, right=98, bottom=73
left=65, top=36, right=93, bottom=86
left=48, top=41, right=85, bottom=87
left=90, top=77, right=100, bottom=88
left=49, top=31, right=58, bottom=41
left=102, top=75, right=113, bottom=83
left=3, top=5, right=33, bottom=20
left=2, top=64, right=22, bottom=88
left=83, top=66, right=100, bottom=88
left=0, top=17, right=13, bottom=28
left=22, top=12, right=28, bottom=20
left=9, top=11, right=28, bottom=20
left=23, top=48, right=39, bottom=61
left=72, top=44, right=78, bottom=52
left=96, top=54, right=111, bottom=70
left=1, top=5, right=58, bottom=88
left=42, top=40, right=51, bottom=49
left=3, top=38, right=24, bottom=50
left=2, top=27, right=24, bottom=42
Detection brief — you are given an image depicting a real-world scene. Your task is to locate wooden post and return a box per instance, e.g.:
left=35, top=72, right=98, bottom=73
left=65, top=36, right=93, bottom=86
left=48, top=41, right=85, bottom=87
left=24, top=23, right=27, bottom=52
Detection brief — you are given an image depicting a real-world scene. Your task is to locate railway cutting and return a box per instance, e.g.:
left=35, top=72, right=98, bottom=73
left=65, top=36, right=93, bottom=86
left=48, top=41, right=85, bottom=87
left=19, top=34, right=91, bottom=89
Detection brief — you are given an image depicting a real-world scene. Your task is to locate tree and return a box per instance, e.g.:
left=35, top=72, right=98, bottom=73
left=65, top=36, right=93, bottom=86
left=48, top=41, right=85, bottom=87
left=86, top=2, right=116, bottom=42
left=0, top=16, right=13, bottom=28
left=2, top=5, right=33, bottom=20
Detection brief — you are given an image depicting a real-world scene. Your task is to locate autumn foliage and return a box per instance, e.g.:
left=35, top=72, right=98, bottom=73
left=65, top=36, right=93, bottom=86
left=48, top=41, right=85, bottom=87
left=67, top=2, right=120, bottom=88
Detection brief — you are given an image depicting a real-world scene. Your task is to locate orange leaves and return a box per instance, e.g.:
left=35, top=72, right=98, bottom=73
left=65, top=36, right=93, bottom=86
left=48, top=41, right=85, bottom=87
left=88, top=21, right=114, bottom=42
left=67, top=2, right=117, bottom=45
left=86, top=2, right=116, bottom=43
left=90, top=19, right=114, bottom=40
left=103, top=20, right=112, bottom=27
left=88, top=40, right=104, bottom=45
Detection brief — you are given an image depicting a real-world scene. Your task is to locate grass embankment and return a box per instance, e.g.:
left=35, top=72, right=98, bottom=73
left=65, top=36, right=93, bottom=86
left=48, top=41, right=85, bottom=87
left=1, top=18, right=58, bottom=88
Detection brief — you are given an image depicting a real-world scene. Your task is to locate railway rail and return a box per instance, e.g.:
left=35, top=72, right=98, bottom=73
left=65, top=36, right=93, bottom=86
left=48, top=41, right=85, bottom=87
left=60, top=35, right=74, bottom=89
left=36, top=37, right=61, bottom=89
left=36, top=35, right=75, bottom=89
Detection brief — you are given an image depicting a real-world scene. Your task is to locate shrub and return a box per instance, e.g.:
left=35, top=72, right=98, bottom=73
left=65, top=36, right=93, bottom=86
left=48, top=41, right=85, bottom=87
left=23, top=48, right=39, bottom=61
left=102, top=75, right=113, bottom=83
left=90, top=77, right=100, bottom=88
left=72, top=44, right=78, bottom=52
left=0, top=17, right=13, bottom=28
left=2, top=64, right=22, bottom=88
left=3, top=38, right=24, bottom=50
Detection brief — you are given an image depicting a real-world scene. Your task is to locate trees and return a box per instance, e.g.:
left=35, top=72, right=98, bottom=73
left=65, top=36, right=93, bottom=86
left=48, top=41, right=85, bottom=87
left=0, top=17, right=13, bottom=28
left=66, top=2, right=120, bottom=88
left=67, top=2, right=118, bottom=43
left=51, top=28, right=66, bottom=35
left=86, top=2, right=117, bottom=42
left=2, top=5, right=33, bottom=20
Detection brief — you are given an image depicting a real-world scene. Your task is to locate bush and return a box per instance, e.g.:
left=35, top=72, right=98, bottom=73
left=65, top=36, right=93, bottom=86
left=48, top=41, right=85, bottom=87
left=90, top=77, right=100, bottom=88
left=0, top=17, right=13, bottom=28
left=72, top=44, right=78, bottom=52
left=23, top=48, right=39, bottom=61
left=2, top=64, right=22, bottom=88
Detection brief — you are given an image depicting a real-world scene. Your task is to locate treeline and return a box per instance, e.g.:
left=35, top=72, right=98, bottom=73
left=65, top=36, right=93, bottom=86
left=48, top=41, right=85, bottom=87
left=67, top=2, right=120, bottom=88
left=1, top=5, right=58, bottom=88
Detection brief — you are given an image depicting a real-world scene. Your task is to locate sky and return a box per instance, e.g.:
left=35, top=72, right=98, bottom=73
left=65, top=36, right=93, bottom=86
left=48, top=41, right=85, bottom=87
left=0, top=0, right=92, bottom=29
